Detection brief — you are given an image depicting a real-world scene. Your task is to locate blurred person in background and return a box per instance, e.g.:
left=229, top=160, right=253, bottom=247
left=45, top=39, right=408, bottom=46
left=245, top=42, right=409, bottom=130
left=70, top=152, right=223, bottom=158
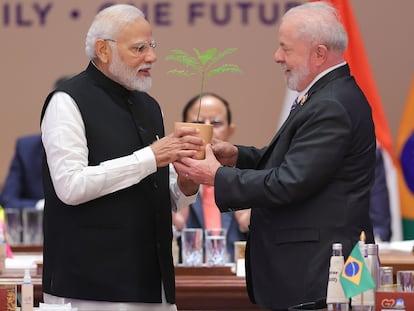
left=172, top=92, right=250, bottom=262
left=0, top=75, right=73, bottom=211
left=0, top=75, right=73, bottom=250
left=370, top=146, right=392, bottom=241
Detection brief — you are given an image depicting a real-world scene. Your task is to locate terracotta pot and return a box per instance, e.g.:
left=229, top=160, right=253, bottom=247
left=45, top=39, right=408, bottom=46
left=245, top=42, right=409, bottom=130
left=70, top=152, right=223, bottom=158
left=174, top=121, right=213, bottom=159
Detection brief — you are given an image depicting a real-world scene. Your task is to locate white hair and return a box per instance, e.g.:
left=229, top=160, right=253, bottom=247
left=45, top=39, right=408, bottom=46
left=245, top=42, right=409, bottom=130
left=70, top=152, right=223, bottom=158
left=283, top=1, right=348, bottom=52
left=85, top=4, right=145, bottom=59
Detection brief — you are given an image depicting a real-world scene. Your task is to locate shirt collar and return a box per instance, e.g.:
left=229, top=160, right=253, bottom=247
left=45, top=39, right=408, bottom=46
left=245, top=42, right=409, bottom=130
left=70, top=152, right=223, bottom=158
left=296, top=61, right=347, bottom=104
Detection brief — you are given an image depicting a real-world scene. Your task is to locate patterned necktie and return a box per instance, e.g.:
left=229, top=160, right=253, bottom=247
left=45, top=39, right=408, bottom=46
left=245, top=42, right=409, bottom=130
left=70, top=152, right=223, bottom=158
left=202, top=185, right=222, bottom=229
left=290, top=97, right=299, bottom=111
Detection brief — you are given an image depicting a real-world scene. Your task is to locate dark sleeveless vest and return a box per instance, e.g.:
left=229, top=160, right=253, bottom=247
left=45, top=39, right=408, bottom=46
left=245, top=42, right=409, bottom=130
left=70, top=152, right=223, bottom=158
left=40, top=63, right=175, bottom=303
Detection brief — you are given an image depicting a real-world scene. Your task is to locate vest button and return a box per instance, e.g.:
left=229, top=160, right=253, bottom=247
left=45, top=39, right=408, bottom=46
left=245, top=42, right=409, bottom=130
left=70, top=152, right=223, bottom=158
left=153, top=181, right=158, bottom=189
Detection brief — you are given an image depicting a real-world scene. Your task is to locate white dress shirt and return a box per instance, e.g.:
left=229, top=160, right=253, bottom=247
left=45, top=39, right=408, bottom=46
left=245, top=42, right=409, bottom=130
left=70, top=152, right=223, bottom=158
left=41, top=92, right=196, bottom=209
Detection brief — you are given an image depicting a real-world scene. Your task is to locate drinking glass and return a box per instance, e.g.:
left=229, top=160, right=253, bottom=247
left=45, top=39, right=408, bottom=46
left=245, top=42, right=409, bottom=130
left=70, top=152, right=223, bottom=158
left=22, top=208, right=43, bottom=245
left=379, top=266, right=394, bottom=292
left=181, top=228, right=203, bottom=266
left=205, top=228, right=227, bottom=266
left=397, top=270, right=414, bottom=292
left=4, top=208, right=22, bottom=245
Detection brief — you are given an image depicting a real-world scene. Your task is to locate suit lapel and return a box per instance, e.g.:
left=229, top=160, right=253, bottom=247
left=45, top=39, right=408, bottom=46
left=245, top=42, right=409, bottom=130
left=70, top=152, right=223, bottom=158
left=257, top=105, right=303, bottom=167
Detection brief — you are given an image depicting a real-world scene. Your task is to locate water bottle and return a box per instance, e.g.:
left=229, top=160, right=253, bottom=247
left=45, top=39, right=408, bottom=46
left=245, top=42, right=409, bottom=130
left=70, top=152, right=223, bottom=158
left=367, top=244, right=380, bottom=288
left=326, top=243, right=349, bottom=311
left=21, top=268, right=33, bottom=311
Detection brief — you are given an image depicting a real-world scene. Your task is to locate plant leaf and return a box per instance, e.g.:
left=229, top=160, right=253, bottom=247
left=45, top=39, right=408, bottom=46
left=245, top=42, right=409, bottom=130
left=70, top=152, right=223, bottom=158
left=208, top=64, right=242, bottom=77
left=165, top=47, right=242, bottom=121
left=165, top=55, right=200, bottom=70
left=167, top=69, right=195, bottom=77
left=194, top=48, right=217, bottom=65
left=165, top=50, right=201, bottom=70
left=207, top=48, right=238, bottom=68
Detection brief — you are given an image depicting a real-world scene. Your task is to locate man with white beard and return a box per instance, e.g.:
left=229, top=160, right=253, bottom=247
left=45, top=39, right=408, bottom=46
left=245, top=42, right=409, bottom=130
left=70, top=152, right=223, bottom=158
left=174, top=2, right=376, bottom=310
left=40, top=4, right=203, bottom=311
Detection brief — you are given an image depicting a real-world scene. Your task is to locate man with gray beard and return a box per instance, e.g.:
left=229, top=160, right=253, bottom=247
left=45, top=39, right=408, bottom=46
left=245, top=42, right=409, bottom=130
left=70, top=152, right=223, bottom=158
left=40, top=4, right=203, bottom=311
left=174, top=2, right=376, bottom=310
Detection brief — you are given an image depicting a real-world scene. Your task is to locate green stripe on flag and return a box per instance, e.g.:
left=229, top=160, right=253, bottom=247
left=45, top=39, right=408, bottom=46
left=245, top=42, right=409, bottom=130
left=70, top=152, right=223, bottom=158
left=402, top=218, right=414, bottom=240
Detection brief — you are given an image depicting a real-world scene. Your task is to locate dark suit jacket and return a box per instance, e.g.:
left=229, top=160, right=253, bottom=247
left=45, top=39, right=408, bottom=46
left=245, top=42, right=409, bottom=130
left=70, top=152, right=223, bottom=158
left=186, top=192, right=247, bottom=261
left=0, top=134, right=43, bottom=209
left=215, top=65, right=376, bottom=309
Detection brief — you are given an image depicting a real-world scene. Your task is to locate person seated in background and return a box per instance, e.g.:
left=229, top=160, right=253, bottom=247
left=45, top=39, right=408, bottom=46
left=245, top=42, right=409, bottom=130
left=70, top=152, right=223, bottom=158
left=172, top=92, right=250, bottom=262
left=0, top=75, right=73, bottom=248
left=0, top=75, right=73, bottom=211
left=370, top=146, right=392, bottom=242
left=0, top=135, right=43, bottom=210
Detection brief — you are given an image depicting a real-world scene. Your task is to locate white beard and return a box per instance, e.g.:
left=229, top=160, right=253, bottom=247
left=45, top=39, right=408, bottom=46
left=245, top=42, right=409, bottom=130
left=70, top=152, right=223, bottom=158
left=285, top=63, right=310, bottom=91
left=109, top=48, right=152, bottom=91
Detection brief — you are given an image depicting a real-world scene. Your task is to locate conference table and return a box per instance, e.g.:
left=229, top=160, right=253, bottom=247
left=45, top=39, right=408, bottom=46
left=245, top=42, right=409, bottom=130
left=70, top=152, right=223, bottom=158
left=0, top=253, right=260, bottom=310
left=1, top=245, right=414, bottom=310
left=175, top=266, right=260, bottom=310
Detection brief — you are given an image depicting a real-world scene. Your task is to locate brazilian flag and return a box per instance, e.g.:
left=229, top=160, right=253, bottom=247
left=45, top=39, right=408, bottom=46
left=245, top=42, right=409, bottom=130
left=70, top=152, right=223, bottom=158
left=339, top=243, right=375, bottom=298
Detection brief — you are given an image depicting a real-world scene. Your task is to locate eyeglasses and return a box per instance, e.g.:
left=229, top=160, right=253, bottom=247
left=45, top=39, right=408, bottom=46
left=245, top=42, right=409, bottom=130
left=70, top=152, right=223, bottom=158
left=104, top=39, right=157, bottom=55
left=191, top=119, right=225, bottom=128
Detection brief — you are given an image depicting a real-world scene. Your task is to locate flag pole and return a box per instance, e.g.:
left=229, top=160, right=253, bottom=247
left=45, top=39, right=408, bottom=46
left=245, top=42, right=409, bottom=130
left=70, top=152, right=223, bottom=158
left=360, top=231, right=366, bottom=309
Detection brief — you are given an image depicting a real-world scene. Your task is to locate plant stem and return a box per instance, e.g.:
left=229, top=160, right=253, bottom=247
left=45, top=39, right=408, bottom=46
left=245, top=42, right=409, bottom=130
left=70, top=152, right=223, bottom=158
left=197, top=70, right=206, bottom=121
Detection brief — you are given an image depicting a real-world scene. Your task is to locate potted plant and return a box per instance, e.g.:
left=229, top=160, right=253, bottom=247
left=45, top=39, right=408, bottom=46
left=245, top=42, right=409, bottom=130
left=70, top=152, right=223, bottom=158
left=166, top=47, right=241, bottom=159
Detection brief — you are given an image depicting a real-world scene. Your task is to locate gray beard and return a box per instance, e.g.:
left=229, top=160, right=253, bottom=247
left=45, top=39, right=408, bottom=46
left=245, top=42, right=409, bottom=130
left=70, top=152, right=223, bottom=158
left=285, top=64, right=310, bottom=91
left=109, top=50, right=152, bottom=91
